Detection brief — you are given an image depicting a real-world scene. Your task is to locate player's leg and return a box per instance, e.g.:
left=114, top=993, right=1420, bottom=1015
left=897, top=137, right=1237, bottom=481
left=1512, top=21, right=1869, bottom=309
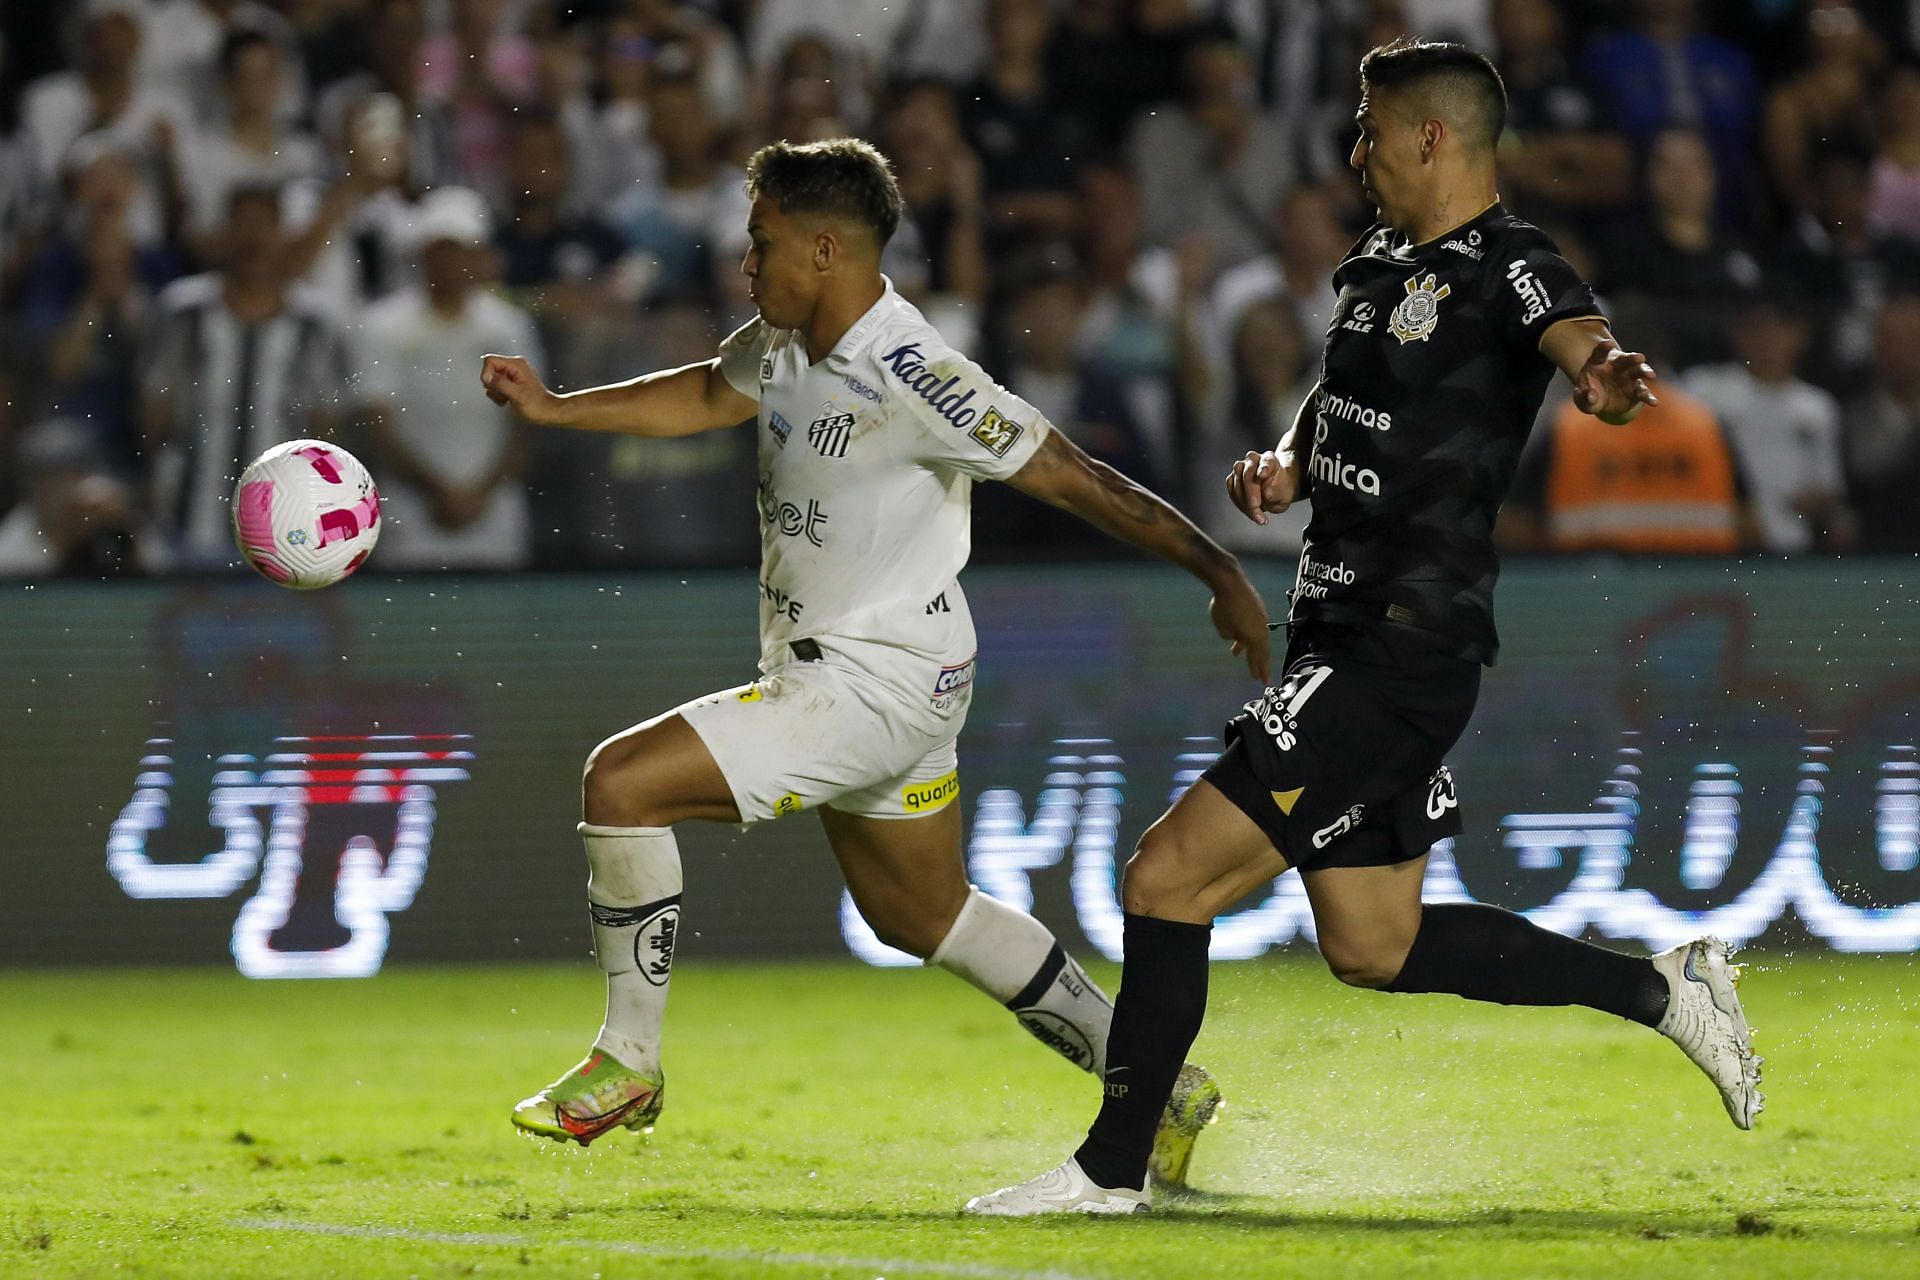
left=512, top=710, right=737, bottom=1145
left=819, top=801, right=1117, bottom=1075
left=1303, top=835, right=1762, bottom=1127
left=967, top=777, right=1283, bottom=1214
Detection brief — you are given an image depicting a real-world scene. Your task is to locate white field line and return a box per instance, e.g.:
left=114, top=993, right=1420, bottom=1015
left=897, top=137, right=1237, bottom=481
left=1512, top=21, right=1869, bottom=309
left=240, top=1218, right=1098, bottom=1280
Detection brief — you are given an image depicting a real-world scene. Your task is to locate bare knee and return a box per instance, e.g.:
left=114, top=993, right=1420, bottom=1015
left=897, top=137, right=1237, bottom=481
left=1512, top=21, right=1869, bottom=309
left=1318, top=935, right=1411, bottom=990
left=856, top=892, right=958, bottom=959
left=1121, top=829, right=1206, bottom=920
left=583, top=732, right=667, bottom=827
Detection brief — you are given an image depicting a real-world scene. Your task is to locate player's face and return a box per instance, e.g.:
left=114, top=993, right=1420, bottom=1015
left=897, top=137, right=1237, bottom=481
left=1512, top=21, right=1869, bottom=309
left=741, top=197, right=820, bottom=329
left=1349, top=89, right=1422, bottom=231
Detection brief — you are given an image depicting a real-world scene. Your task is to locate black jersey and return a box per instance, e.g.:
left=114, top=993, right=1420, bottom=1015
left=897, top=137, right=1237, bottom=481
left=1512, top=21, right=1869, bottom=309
left=1291, top=203, right=1602, bottom=665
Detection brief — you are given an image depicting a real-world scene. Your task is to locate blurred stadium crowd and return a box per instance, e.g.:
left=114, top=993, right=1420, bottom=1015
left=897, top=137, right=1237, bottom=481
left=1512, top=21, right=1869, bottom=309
left=1, top=0, right=1917, bottom=576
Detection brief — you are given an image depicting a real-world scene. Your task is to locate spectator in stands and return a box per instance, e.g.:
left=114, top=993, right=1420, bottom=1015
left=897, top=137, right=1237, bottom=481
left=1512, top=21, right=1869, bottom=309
left=1128, top=32, right=1295, bottom=265
left=1492, top=0, right=1634, bottom=226
left=961, top=0, right=1083, bottom=250
left=355, top=187, right=538, bottom=570
left=418, top=0, right=539, bottom=207
left=1190, top=294, right=1314, bottom=556
left=14, top=136, right=182, bottom=468
left=1583, top=0, right=1762, bottom=228
left=20, top=0, right=190, bottom=187
left=1075, top=164, right=1182, bottom=380
left=1868, top=64, right=1920, bottom=247
left=142, top=185, right=353, bottom=566
left=1502, top=310, right=1752, bottom=555
left=1761, top=0, right=1882, bottom=220
left=1686, top=294, right=1857, bottom=553
left=313, top=0, right=452, bottom=196
left=1600, top=129, right=1760, bottom=370
left=760, top=33, right=865, bottom=144
left=609, top=66, right=747, bottom=304
left=494, top=112, right=626, bottom=346
left=1843, top=293, right=1920, bottom=551
left=177, top=30, right=323, bottom=246
left=1208, top=183, right=1348, bottom=361
left=0, top=415, right=160, bottom=576
left=142, top=0, right=307, bottom=127
left=885, top=79, right=987, bottom=309
left=1048, top=0, right=1184, bottom=154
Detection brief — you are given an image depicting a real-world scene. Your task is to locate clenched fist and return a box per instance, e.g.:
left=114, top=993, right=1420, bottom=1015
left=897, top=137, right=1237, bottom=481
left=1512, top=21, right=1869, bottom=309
left=480, top=354, right=561, bottom=424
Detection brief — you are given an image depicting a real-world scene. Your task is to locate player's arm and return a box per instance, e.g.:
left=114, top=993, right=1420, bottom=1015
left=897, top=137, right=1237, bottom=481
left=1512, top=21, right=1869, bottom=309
left=1541, top=317, right=1658, bottom=427
left=479, top=355, right=754, bottom=437
left=1226, top=391, right=1313, bottom=525
left=1006, top=429, right=1272, bottom=683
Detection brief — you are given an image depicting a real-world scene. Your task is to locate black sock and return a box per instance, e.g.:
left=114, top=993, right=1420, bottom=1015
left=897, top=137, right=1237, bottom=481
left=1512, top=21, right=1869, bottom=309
left=1383, top=902, right=1669, bottom=1026
left=1073, top=912, right=1212, bottom=1192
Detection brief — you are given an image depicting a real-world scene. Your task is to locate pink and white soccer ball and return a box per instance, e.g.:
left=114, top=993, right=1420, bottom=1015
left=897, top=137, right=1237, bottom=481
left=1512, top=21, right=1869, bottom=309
left=231, top=440, right=381, bottom=589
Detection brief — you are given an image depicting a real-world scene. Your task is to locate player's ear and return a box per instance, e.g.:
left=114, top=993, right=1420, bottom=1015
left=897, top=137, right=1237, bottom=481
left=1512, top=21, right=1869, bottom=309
left=1420, top=117, right=1444, bottom=162
left=813, top=227, right=837, bottom=273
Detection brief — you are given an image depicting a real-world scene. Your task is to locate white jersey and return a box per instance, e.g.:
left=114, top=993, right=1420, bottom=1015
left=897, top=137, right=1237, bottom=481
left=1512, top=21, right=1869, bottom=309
left=718, top=278, right=1051, bottom=676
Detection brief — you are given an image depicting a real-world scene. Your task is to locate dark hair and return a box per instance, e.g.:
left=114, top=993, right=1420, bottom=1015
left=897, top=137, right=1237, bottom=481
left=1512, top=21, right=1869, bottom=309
left=219, top=27, right=278, bottom=77
left=1359, top=37, right=1507, bottom=153
left=745, top=138, right=903, bottom=247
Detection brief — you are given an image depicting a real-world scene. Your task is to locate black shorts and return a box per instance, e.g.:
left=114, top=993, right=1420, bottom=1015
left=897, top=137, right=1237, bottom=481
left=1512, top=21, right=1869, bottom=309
left=1202, top=621, right=1481, bottom=872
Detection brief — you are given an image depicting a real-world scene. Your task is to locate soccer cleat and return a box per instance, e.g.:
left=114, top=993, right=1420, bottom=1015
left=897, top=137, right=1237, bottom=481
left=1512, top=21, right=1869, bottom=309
left=510, top=1050, right=665, bottom=1146
left=965, top=1157, right=1150, bottom=1216
left=1651, top=937, right=1763, bottom=1129
left=1147, top=1063, right=1223, bottom=1188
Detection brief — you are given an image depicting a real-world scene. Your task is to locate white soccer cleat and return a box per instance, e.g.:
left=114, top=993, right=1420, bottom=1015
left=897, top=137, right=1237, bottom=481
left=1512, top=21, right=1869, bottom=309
left=965, top=1157, right=1150, bottom=1216
left=1652, top=937, right=1764, bottom=1129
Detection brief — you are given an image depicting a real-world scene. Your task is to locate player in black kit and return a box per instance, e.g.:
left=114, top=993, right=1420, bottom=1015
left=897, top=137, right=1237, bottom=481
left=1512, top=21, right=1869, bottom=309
left=967, top=38, right=1764, bottom=1215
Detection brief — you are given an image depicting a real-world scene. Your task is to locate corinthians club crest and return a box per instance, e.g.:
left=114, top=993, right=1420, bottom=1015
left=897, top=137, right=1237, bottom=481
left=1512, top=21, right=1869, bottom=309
left=1388, top=272, right=1451, bottom=344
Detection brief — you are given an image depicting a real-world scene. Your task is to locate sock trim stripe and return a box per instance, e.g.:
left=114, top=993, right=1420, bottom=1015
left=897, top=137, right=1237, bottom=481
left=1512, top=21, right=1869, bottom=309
left=588, top=893, right=683, bottom=928
left=1005, top=944, right=1068, bottom=1012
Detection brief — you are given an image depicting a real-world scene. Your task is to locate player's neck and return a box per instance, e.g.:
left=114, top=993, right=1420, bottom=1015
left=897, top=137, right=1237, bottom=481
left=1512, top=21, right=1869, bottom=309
left=803, top=276, right=886, bottom=364
left=1403, top=186, right=1500, bottom=248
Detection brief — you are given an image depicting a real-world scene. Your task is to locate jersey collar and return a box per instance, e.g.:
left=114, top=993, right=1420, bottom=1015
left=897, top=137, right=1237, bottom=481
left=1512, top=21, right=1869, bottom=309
left=1400, top=201, right=1504, bottom=255
left=822, top=274, right=897, bottom=371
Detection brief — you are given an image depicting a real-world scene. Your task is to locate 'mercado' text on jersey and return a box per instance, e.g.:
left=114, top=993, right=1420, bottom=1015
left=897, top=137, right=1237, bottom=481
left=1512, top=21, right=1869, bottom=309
left=717, top=277, right=1050, bottom=671
left=1292, top=203, right=1602, bottom=664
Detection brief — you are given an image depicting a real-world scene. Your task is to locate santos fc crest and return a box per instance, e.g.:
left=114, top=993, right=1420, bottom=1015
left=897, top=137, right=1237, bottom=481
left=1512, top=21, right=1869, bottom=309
left=1388, top=272, right=1451, bottom=344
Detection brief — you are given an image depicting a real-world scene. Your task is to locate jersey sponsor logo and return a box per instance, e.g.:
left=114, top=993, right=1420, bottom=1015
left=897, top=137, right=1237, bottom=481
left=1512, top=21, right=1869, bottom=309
left=735, top=685, right=764, bottom=702
left=1506, top=259, right=1552, bottom=326
left=925, top=591, right=951, bottom=615
left=1312, top=803, right=1367, bottom=849
left=878, top=341, right=980, bottom=427
left=902, top=769, right=960, bottom=813
left=1342, top=299, right=1377, bottom=333
left=760, top=578, right=804, bottom=622
left=1316, top=388, right=1392, bottom=433
left=969, top=407, right=1024, bottom=457
left=760, top=357, right=774, bottom=382
left=1294, top=554, right=1356, bottom=601
left=773, top=792, right=805, bottom=817
left=1389, top=272, right=1451, bottom=344
left=1309, top=448, right=1383, bottom=496
left=808, top=411, right=854, bottom=458
left=1244, top=663, right=1333, bottom=751
left=843, top=375, right=884, bottom=403
left=758, top=476, right=829, bottom=546
left=1442, top=228, right=1484, bottom=260
left=933, top=656, right=977, bottom=698
left=1425, top=766, right=1458, bottom=820
left=768, top=410, right=792, bottom=446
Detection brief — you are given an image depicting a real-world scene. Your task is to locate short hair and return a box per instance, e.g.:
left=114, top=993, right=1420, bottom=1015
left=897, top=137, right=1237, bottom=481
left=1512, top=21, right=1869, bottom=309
left=219, top=27, right=277, bottom=77
left=745, top=138, right=903, bottom=248
left=1359, top=37, right=1507, bottom=153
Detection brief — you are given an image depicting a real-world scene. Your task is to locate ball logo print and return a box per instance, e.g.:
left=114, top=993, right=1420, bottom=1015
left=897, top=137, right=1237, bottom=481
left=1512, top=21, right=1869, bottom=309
left=232, top=440, right=381, bottom=589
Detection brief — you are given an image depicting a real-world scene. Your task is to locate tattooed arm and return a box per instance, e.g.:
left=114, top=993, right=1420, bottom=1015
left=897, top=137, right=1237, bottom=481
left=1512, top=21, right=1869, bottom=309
left=1005, top=428, right=1272, bottom=682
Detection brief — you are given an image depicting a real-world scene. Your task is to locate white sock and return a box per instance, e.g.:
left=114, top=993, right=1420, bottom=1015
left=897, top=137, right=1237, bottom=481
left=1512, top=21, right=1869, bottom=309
left=929, top=886, right=1113, bottom=1075
left=581, top=822, right=682, bottom=1077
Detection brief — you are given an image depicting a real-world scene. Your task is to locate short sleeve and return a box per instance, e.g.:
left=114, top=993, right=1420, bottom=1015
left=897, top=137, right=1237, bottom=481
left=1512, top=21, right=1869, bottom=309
left=1493, top=227, right=1604, bottom=352
left=880, top=339, right=1051, bottom=481
left=716, top=315, right=771, bottom=401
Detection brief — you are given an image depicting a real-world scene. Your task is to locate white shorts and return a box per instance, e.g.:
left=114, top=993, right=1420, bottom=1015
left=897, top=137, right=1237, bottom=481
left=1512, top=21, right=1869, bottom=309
left=677, top=638, right=974, bottom=822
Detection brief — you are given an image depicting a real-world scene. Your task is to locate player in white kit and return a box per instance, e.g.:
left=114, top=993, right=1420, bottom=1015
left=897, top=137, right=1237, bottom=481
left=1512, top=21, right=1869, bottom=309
left=479, top=139, right=1271, bottom=1183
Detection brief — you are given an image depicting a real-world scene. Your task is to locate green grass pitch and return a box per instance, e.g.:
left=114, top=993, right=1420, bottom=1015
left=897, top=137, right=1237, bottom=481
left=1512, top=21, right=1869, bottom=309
left=2, top=953, right=1915, bottom=1278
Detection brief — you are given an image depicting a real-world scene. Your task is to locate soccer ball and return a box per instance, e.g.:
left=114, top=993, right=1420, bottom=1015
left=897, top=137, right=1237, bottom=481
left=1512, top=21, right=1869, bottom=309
left=231, top=440, right=381, bottom=589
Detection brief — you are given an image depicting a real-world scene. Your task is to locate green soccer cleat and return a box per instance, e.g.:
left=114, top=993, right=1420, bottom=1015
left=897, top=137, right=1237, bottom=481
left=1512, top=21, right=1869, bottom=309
left=1147, top=1062, right=1223, bottom=1188
left=510, top=1050, right=665, bottom=1147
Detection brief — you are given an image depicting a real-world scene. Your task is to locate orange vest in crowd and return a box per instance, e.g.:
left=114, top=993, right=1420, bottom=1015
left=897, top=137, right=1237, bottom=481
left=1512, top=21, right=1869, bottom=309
left=1543, top=388, right=1741, bottom=553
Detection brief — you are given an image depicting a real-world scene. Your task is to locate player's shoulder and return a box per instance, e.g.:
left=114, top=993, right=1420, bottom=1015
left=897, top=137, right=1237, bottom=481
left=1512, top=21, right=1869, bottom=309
left=1481, top=208, right=1568, bottom=259
left=1342, top=223, right=1396, bottom=264
left=857, top=297, right=987, bottom=420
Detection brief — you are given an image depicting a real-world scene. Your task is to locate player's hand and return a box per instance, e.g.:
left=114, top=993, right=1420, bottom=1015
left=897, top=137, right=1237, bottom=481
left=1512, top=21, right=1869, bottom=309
left=1574, top=345, right=1658, bottom=425
left=1227, top=450, right=1299, bottom=525
left=1209, top=570, right=1272, bottom=683
left=480, top=354, right=561, bottom=425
